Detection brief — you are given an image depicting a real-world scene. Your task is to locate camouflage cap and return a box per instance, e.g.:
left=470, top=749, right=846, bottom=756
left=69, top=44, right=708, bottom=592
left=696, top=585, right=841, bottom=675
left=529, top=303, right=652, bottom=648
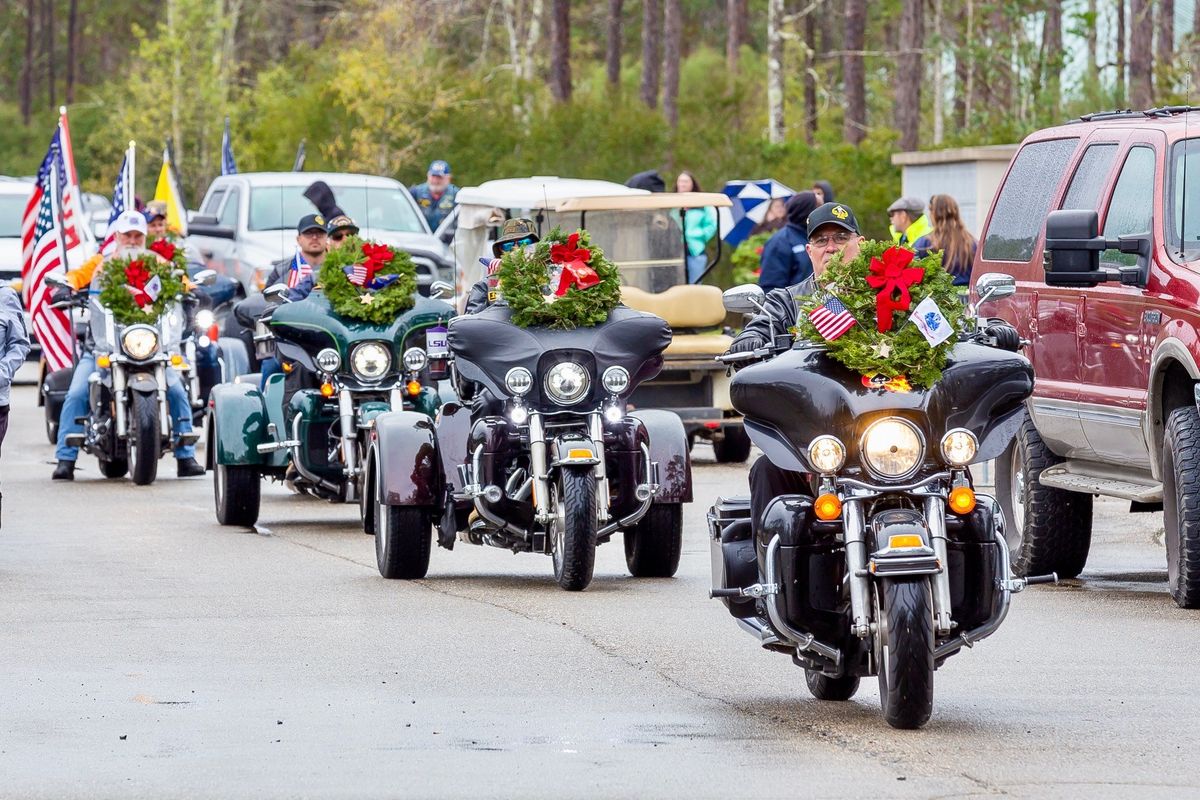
left=491, top=217, right=540, bottom=256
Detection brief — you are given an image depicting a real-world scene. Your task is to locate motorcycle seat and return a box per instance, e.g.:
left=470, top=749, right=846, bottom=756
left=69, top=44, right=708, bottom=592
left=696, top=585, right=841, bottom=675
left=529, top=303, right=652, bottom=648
left=621, top=285, right=726, bottom=329
left=664, top=332, right=733, bottom=357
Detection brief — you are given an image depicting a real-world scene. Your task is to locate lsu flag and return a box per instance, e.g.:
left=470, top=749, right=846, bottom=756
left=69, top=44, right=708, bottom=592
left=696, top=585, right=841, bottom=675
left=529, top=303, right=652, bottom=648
left=909, top=296, right=954, bottom=346
left=154, top=148, right=188, bottom=236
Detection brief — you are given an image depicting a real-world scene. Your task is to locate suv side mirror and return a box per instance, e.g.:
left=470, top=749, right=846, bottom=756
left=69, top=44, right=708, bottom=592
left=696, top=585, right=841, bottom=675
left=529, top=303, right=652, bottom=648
left=189, top=214, right=236, bottom=240
left=723, top=284, right=767, bottom=314
left=1044, top=209, right=1152, bottom=288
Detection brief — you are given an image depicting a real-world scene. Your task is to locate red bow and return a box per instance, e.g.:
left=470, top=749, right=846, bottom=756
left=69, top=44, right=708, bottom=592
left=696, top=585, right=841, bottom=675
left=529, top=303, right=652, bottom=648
left=149, top=239, right=176, bottom=263
left=864, top=247, right=924, bottom=332
left=125, top=260, right=152, bottom=307
left=353, top=243, right=394, bottom=287
left=549, top=233, right=599, bottom=296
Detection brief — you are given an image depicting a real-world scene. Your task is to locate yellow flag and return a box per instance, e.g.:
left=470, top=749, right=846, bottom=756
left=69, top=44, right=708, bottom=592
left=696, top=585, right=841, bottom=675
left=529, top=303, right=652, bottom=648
left=153, top=149, right=188, bottom=236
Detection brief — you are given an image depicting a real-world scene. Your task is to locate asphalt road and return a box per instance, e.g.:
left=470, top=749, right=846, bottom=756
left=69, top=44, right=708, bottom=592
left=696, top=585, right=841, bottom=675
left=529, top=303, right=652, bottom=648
left=2, top=385, right=1198, bottom=799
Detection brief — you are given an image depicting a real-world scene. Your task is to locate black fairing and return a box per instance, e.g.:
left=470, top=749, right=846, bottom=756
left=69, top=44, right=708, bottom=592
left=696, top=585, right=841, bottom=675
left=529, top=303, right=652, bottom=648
left=447, top=304, right=671, bottom=409
left=731, top=342, right=1034, bottom=473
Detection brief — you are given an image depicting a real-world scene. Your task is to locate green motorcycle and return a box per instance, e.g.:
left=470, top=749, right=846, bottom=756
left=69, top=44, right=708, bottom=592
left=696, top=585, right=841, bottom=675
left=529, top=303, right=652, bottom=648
left=207, top=286, right=453, bottom=527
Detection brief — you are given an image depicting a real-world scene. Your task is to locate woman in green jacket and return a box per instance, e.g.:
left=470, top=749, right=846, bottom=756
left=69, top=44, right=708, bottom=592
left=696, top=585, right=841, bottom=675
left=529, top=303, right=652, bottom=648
left=675, top=172, right=718, bottom=283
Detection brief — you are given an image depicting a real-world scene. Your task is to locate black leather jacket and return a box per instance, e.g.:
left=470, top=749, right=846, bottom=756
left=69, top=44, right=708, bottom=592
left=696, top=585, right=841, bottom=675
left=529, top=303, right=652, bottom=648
left=463, top=278, right=492, bottom=315
left=729, top=276, right=815, bottom=351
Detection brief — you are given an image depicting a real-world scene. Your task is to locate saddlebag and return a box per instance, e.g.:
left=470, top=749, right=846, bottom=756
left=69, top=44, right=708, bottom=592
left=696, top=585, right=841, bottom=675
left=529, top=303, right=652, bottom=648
left=708, top=496, right=757, bottom=619
left=761, top=495, right=847, bottom=646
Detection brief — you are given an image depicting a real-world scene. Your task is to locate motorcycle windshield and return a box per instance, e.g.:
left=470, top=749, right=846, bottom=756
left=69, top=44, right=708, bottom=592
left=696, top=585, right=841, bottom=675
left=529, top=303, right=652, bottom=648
left=447, top=304, right=671, bottom=408
left=88, top=299, right=184, bottom=354
left=731, top=341, right=1034, bottom=471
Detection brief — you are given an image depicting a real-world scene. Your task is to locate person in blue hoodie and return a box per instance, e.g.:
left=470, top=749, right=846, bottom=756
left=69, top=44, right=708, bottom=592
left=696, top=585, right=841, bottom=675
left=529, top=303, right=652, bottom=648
left=0, top=284, right=30, bottom=453
left=756, top=191, right=819, bottom=293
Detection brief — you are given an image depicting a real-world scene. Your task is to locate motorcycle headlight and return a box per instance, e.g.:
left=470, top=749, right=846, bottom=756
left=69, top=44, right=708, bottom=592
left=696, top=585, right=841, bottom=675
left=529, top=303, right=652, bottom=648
left=860, top=417, right=924, bottom=479
left=194, top=309, right=215, bottom=331
left=544, top=362, right=590, bottom=405
left=401, top=347, right=427, bottom=372
left=505, top=367, right=533, bottom=396
left=601, top=366, right=630, bottom=395
left=121, top=327, right=158, bottom=361
left=316, top=348, right=341, bottom=373
left=353, top=342, right=393, bottom=381
left=807, top=435, right=846, bottom=473
left=940, top=428, right=979, bottom=466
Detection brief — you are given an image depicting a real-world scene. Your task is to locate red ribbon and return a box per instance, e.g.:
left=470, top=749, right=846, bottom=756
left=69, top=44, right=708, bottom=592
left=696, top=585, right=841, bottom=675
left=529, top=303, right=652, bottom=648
left=549, top=233, right=599, bottom=297
left=864, top=247, right=924, bottom=332
left=354, top=243, right=394, bottom=287
left=125, top=260, right=152, bottom=307
left=149, top=239, right=176, bottom=263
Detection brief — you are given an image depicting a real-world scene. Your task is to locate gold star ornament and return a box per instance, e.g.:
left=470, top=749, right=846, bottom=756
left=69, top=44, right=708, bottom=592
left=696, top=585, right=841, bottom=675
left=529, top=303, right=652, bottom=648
left=358, top=292, right=374, bottom=305
left=871, top=340, right=892, bottom=358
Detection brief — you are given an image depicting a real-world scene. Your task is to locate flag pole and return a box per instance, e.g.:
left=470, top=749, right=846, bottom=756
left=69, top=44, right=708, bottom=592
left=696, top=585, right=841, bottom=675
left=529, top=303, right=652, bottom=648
left=59, top=105, right=97, bottom=254
left=48, top=159, right=70, bottom=275
left=127, top=140, right=136, bottom=211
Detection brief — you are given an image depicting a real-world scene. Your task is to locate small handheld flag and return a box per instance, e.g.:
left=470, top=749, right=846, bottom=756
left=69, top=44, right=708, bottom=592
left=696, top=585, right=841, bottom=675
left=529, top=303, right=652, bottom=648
left=809, top=294, right=857, bottom=341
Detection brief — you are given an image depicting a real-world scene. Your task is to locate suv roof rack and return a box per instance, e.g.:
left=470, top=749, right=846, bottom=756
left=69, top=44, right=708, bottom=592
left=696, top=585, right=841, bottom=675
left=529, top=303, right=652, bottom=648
left=1075, top=106, right=1200, bottom=123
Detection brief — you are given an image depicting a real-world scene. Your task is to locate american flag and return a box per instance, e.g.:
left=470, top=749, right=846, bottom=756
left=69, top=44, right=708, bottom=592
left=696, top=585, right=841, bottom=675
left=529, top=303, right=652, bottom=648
left=20, top=131, right=74, bottom=372
left=99, top=149, right=131, bottom=255
left=221, top=117, right=238, bottom=175
left=286, top=253, right=311, bottom=288
left=348, top=263, right=370, bottom=286
left=809, top=295, right=857, bottom=341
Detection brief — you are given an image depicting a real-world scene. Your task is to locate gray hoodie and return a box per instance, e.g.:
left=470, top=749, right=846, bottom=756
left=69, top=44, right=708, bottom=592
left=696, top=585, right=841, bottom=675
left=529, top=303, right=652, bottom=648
left=0, top=286, right=31, bottom=406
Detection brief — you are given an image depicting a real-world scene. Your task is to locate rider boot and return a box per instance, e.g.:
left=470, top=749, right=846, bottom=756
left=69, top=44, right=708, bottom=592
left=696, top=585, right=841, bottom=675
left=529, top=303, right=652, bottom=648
left=176, top=457, right=205, bottom=477
left=52, top=460, right=75, bottom=480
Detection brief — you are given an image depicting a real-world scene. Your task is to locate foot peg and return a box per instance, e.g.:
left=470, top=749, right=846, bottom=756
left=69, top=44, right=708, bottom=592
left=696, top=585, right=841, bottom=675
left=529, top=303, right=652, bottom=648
left=177, top=431, right=201, bottom=446
left=709, top=582, right=778, bottom=599
left=64, top=433, right=85, bottom=447
left=1004, top=572, right=1058, bottom=593
left=256, top=439, right=300, bottom=454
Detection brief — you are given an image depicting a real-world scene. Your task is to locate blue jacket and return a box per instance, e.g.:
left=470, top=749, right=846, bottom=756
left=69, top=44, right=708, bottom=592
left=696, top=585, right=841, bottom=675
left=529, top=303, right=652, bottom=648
left=0, top=287, right=30, bottom=406
left=757, top=224, right=813, bottom=293
left=409, top=182, right=459, bottom=230
left=913, top=235, right=976, bottom=287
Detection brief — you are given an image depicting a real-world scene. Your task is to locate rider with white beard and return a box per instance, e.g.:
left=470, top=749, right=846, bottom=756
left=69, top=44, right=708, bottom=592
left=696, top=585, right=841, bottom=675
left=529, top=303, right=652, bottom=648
left=49, top=210, right=205, bottom=480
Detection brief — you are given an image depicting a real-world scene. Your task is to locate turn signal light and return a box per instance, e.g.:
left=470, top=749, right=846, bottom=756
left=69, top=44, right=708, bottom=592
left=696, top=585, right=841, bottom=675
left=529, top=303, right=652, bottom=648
left=406, top=380, right=421, bottom=396
left=814, top=493, right=842, bottom=521
left=319, top=382, right=335, bottom=398
left=96, top=354, right=112, bottom=369
left=567, top=448, right=593, bottom=459
left=948, top=486, right=976, bottom=515
left=170, top=353, right=183, bottom=367
left=888, top=533, right=925, bottom=549
left=282, top=361, right=294, bottom=373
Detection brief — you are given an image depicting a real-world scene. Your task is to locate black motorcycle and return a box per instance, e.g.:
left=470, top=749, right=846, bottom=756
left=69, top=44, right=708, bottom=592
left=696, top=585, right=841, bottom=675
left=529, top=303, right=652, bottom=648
left=373, top=303, right=694, bottom=590
left=708, top=275, right=1053, bottom=729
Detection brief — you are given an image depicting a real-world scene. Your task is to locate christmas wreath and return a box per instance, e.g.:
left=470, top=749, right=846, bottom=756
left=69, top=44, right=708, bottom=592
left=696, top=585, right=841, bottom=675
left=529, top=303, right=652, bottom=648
left=318, top=236, right=417, bottom=325
left=148, top=236, right=188, bottom=273
left=97, top=251, right=186, bottom=326
left=497, top=227, right=621, bottom=329
left=795, top=240, right=964, bottom=388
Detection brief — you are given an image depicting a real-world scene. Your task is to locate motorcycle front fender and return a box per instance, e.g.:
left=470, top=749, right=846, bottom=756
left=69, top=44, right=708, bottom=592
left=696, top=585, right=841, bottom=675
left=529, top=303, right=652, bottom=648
left=628, top=408, right=692, bottom=503
left=126, top=372, right=160, bottom=393
left=373, top=411, right=441, bottom=507
left=209, top=382, right=273, bottom=466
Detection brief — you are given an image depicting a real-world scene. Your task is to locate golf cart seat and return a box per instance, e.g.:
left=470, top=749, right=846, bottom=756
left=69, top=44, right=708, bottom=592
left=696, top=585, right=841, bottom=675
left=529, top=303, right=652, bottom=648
left=621, top=285, right=731, bottom=358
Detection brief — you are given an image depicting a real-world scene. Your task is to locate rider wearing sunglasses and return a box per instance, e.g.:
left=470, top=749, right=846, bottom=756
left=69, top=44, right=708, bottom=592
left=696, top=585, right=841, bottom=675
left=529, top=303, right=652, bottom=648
left=464, top=218, right=540, bottom=314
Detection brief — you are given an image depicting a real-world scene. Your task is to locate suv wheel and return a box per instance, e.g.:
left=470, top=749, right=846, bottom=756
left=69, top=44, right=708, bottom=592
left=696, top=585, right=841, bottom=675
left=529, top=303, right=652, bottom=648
left=996, top=414, right=1092, bottom=579
left=1161, top=406, right=1200, bottom=608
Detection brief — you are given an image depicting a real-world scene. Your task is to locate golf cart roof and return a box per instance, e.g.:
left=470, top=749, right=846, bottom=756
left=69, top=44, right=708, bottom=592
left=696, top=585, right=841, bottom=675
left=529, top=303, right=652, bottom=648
left=455, top=177, right=646, bottom=209
left=555, top=192, right=731, bottom=211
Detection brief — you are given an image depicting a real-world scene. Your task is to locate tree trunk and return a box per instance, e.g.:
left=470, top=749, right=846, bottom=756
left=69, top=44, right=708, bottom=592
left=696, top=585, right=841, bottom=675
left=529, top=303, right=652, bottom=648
left=1116, top=0, right=1126, bottom=104
left=1086, top=0, right=1097, bottom=77
left=843, top=0, right=866, bottom=144
left=640, top=0, right=661, bottom=108
left=1042, top=1, right=1062, bottom=117
left=986, top=6, right=1012, bottom=114
left=931, top=0, right=944, bottom=145
left=803, top=10, right=816, bottom=145
left=953, top=0, right=973, bottom=129
left=726, top=0, right=744, bottom=73
left=44, top=0, right=54, bottom=108
left=66, top=0, right=78, bottom=103
left=766, top=0, right=784, bottom=144
left=21, top=0, right=33, bottom=123
left=662, top=0, right=681, bottom=128
left=893, top=0, right=923, bottom=152
left=1129, top=0, right=1153, bottom=109
left=605, top=0, right=622, bottom=89
left=1158, top=0, right=1174, bottom=71
left=549, top=0, right=571, bottom=101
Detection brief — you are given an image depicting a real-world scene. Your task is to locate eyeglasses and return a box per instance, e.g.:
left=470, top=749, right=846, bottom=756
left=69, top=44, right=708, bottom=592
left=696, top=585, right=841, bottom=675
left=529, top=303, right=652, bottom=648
left=300, top=229, right=326, bottom=238
left=330, top=231, right=348, bottom=242
left=500, top=236, right=536, bottom=252
left=811, top=231, right=854, bottom=248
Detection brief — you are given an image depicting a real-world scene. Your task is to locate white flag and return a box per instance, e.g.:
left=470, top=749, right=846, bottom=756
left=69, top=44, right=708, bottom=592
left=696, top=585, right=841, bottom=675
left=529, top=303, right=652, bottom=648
left=909, top=296, right=953, bottom=346
left=143, top=274, right=162, bottom=302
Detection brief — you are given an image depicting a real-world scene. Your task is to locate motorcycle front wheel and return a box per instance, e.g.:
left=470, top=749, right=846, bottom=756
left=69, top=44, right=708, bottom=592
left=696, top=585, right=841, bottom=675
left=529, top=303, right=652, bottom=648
left=875, top=578, right=934, bottom=730
left=552, top=467, right=598, bottom=591
left=375, top=503, right=432, bottom=580
left=129, top=392, right=162, bottom=486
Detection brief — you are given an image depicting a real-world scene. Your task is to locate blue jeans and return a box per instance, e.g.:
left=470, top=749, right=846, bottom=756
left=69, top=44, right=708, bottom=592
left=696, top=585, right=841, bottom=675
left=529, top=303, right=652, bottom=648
left=687, top=253, right=709, bottom=283
left=55, top=354, right=195, bottom=462
left=259, top=356, right=282, bottom=390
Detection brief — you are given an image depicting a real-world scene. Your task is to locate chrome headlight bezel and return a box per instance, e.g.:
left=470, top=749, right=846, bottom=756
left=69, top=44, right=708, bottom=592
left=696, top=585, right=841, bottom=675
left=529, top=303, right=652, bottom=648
left=601, top=366, right=630, bottom=395
left=316, top=347, right=342, bottom=373
left=859, top=417, right=925, bottom=480
left=807, top=435, right=847, bottom=474
left=401, top=346, right=427, bottom=373
left=544, top=362, right=591, bottom=406
left=353, top=342, right=393, bottom=381
left=940, top=428, right=979, bottom=466
left=121, top=326, right=159, bottom=361
left=505, top=367, right=533, bottom=396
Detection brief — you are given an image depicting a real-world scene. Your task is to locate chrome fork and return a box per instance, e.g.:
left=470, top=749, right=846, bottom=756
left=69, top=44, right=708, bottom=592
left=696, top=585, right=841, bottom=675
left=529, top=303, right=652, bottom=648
left=924, top=494, right=954, bottom=635
left=589, top=412, right=611, bottom=521
left=338, top=388, right=359, bottom=479
left=529, top=412, right=552, bottom=524
left=842, top=497, right=871, bottom=638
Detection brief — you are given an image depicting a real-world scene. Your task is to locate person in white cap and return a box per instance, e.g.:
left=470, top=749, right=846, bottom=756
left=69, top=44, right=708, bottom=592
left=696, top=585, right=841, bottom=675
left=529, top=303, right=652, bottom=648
left=49, top=209, right=205, bottom=480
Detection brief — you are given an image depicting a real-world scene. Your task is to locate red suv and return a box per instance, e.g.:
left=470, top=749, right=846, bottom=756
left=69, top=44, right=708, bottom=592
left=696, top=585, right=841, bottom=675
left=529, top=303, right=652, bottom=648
left=974, top=106, right=1200, bottom=609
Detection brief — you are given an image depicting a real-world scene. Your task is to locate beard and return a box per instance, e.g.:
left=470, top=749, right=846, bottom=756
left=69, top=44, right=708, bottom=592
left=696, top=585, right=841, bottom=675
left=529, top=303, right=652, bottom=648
left=113, top=244, right=148, bottom=259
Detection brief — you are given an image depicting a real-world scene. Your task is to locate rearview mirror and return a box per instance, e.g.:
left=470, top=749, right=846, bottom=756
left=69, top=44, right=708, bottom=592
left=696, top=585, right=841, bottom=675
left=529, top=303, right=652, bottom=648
left=188, top=214, right=236, bottom=240
left=974, top=273, right=1016, bottom=305
left=193, top=269, right=218, bottom=286
left=1043, top=209, right=1104, bottom=284
left=722, top=284, right=766, bottom=314
left=263, top=283, right=291, bottom=303
left=430, top=280, right=454, bottom=300
left=44, top=273, right=68, bottom=289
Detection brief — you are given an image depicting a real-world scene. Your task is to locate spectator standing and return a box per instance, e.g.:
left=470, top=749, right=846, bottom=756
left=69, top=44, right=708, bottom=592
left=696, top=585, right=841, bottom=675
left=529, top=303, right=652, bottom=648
left=757, top=191, right=819, bottom=293
left=887, top=196, right=934, bottom=246
left=912, top=194, right=977, bottom=287
left=0, top=284, right=29, bottom=455
left=749, top=198, right=788, bottom=236
left=811, top=180, right=836, bottom=205
left=409, top=160, right=459, bottom=230
left=675, top=171, right=718, bottom=283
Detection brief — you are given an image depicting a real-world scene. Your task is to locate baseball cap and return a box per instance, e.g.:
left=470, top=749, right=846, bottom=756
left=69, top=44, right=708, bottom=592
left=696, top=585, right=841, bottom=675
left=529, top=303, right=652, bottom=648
left=114, top=210, right=148, bottom=235
left=297, top=213, right=326, bottom=234
left=428, top=160, right=451, bottom=176
left=806, top=202, right=859, bottom=237
left=887, top=196, right=926, bottom=214
left=143, top=200, right=168, bottom=222
left=325, top=214, right=359, bottom=235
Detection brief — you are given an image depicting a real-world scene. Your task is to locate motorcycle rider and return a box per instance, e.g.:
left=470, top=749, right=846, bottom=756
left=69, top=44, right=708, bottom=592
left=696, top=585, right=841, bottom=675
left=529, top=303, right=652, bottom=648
left=285, top=213, right=359, bottom=302
left=724, top=202, right=864, bottom=526
left=463, top=218, right=539, bottom=314
left=257, top=214, right=329, bottom=386
left=144, top=201, right=170, bottom=239
left=50, top=210, right=206, bottom=480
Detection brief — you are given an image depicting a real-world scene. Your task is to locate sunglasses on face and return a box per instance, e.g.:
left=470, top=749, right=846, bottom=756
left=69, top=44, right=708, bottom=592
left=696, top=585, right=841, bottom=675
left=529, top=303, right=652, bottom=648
left=330, top=231, right=347, bottom=242
left=811, top=231, right=853, bottom=248
left=500, top=236, right=536, bottom=252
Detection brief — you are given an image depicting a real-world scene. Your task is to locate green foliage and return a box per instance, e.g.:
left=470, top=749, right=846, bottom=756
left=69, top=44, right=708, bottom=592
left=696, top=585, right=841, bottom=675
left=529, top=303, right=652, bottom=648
left=498, top=228, right=622, bottom=329
left=98, top=253, right=186, bottom=327
left=730, top=232, right=770, bottom=286
left=319, top=236, right=417, bottom=325
left=797, top=241, right=964, bottom=388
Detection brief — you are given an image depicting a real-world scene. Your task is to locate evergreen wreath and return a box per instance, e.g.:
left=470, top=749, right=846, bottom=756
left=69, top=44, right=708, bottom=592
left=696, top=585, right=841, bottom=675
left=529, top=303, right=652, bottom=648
left=148, top=236, right=188, bottom=273
left=97, top=251, right=186, bottom=326
left=319, top=236, right=417, bottom=325
left=497, top=227, right=621, bottom=329
left=795, top=240, right=963, bottom=388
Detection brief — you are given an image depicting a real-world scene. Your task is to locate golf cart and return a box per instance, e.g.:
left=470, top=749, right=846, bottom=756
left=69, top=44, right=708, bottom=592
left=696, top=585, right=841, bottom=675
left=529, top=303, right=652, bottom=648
left=452, top=179, right=748, bottom=461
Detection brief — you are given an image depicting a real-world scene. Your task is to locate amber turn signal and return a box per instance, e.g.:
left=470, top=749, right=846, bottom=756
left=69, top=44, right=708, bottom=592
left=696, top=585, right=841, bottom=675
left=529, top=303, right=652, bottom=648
left=887, top=533, right=925, bottom=549
left=282, top=361, right=294, bottom=373
left=406, top=380, right=421, bottom=396
left=319, top=382, right=335, bottom=398
left=814, top=493, right=842, bottom=521
left=96, top=354, right=112, bottom=369
left=948, top=486, right=976, bottom=515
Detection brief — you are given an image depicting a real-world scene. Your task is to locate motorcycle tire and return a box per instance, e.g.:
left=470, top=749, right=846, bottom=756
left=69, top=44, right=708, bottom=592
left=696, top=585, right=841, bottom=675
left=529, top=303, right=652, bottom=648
left=375, top=504, right=432, bottom=579
left=1162, top=406, right=1200, bottom=608
left=713, top=426, right=752, bottom=463
left=804, top=670, right=860, bottom=702
left=44, top=413, right=58, bottom=445
left=876, top=578, right=934, bottom=730
left=996, top=414, right=1092, bottom=579
left=129, top=392, right=161, bottom=486
left=212, top=413, right=261, bottom=527
left=624, top=504, right=682, bottom=578
left=99, top=458, right=129, bottom=479
left=552, top=467, right=598, bottom=591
